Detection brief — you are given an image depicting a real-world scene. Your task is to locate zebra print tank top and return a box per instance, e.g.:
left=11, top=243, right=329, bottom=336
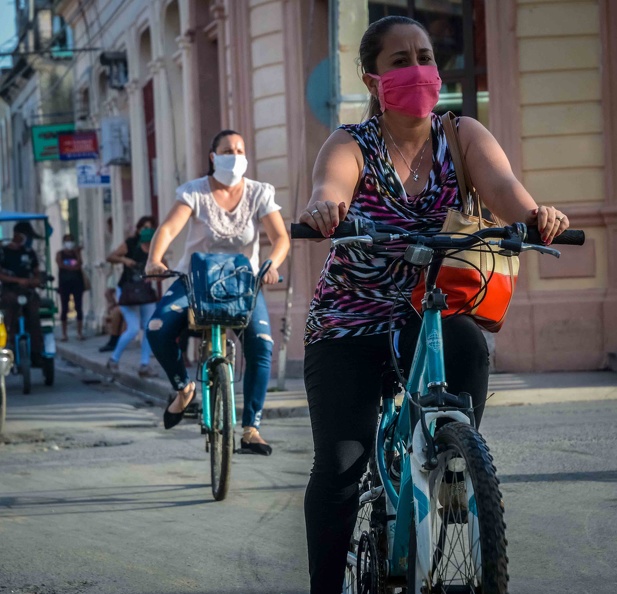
left=304, top=113, right=463, bottom=346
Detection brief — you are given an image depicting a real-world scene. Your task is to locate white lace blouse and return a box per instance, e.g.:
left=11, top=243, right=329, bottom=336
left=175, top=175, right=281, bottom=273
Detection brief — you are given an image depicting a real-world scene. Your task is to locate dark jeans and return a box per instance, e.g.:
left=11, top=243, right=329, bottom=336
left=0, top=289, right=43, bottom=355
left=146, top=278, right=274, bottom=428
left=59, top=280, right=84, bottom=321
left=303, top=315, right=489, bottom=594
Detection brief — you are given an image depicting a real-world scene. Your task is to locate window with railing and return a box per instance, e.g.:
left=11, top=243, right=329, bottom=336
left=368, top=0, right=488, bottom=125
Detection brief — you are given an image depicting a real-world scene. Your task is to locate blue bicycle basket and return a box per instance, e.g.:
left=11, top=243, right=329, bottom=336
left=187, top=252, right=257, bottom=329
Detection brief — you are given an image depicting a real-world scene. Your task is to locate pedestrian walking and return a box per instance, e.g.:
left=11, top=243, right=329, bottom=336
left=105, top=216, right=159, bottom=378
left=56, top=234, right=85, bottom=341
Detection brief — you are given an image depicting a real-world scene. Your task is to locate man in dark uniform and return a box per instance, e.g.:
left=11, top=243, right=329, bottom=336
left=0, top=221, right=44, bottom=364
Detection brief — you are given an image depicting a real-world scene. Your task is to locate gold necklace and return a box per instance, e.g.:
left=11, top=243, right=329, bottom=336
left=383, top=124, right=431, bottom=182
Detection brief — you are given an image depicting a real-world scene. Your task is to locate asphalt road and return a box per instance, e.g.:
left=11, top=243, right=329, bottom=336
left=1, top=361, right=616, bottom=593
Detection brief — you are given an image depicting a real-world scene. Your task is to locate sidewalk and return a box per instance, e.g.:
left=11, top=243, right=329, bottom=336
left=55, top=330, right=309, bottom=419
left=56, top=330, right=617, bottom=419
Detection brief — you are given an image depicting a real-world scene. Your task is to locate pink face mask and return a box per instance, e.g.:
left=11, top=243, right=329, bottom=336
left=368, top=65, right=442, bottom=118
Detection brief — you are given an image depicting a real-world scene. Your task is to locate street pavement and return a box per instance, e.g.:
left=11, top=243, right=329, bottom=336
left=1, top=331, right=616, bottom=593
left=55, top=330, right=617, bottom=417
left=1, top=356, right=616, bottom=593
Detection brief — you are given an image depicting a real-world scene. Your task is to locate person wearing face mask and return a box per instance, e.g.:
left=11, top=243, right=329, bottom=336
left=297, top=16, right=571, bottom=593
left=56, top=234, right=86, bottom=341
left=105, top=216, right=160, bottom=378
left=0, top=221, right=44, bottom=366
left=145, top=129, right=289, bottom=454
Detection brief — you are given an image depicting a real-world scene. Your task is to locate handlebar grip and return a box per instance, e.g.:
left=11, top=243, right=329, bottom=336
left=290, top=222, right=355, bottom=239
left=526, top=227, right=585, bottom=246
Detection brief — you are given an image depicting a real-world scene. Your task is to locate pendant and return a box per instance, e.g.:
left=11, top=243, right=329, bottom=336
left=412, top=173, right=419, bottom=182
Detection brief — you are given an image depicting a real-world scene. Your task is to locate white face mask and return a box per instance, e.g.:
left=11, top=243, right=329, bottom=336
left=212, top=154, right=248, bottom=187
left=64, top=241, right=75, bottom=250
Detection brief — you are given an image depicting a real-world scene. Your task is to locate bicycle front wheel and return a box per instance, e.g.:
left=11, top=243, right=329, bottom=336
left=413, top=422, right=508, bottom=594
left=209, top=362, right=233, bottom=501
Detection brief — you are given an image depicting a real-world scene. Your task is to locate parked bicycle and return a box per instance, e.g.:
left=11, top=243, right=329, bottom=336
left=292, top=220, right=584, bottom=593
left=8, top=286, right=56, bottom=394
left=145, top=255, right=273, bottom=501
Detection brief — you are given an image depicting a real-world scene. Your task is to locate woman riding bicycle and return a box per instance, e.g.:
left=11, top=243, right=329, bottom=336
left=145, top=129, right=289, bottom=455
left=299, top=16, right=570, bottom=593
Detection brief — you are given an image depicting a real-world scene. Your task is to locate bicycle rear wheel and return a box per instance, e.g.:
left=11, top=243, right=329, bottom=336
left=0, top=375, right=6, bottom=434
left=209, top=362, right=233, bottom=501
left=345, top=455, right=387, bottom=594
left=19, top=338, right=30, bottom=395
left=42, top=357, right=54, bottom=386
left=412, top=422, right=508, bottom=594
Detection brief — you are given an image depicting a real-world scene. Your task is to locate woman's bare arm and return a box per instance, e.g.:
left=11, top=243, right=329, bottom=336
left=106, top=241, right=132, bottom=266
left=459, top=117, right=568, bottom=243
left=145, top=202, right=193, bottom=274
left=298, top=129, right=363, bottom=237
left=260, top=210, right=290, bottom=284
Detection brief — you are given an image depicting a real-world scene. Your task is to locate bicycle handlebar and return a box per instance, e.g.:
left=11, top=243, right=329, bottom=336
left=290, top=221, right=585, bottom=250
left=142, top=260, right=283, bottom=283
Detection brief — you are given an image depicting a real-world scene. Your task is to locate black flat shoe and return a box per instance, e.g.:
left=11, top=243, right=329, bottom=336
left=240, top=440, right=272, bottom=456
left=240, top=427, right=272, bottom=455
left=163, top=383, right=196, bottom=430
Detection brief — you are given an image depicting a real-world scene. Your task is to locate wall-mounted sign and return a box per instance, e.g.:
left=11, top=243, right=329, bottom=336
left=58, top=131, right=99, bottom=160
left=76, top=163, right=110, bottom=188
left=31, top=123, right=75, bottom=162
left=101, top=116, right=130, bottom=165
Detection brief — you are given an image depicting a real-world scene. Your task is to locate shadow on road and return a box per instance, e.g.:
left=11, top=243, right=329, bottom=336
left=0, top=483, right=216, bottom=517
left=501, top=469, right=617, bottom=483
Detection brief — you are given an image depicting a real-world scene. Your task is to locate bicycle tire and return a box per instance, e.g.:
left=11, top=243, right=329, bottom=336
left=19, top=339, right=31, bottom=395
left=409, top=422, right=508, bottom=594
left=209, top=362, right=233, bottom=501
left=345, top=454, right=389, bottom=594
left=42, top=357, right=54, bottom=386
left=0, top=375, right=6, bottom=434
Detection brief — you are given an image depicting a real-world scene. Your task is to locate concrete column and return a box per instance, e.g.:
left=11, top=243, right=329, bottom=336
left=148, top=56, right=175, bottom=218
left=178, top=34, right=200, bottom=180
left=125, top=78, right=149, bottom=230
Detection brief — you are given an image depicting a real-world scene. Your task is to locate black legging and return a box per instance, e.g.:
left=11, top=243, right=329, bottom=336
left=303, top=315, right=489, bottom=594
left=59, top=279, right=84, bottom=321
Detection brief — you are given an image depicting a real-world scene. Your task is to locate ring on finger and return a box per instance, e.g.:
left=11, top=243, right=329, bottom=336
left=310, top=208, right=319, bottom=216
left=556, top=215, right=564, bottom=222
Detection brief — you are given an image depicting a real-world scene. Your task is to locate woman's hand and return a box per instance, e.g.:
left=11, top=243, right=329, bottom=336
left=145, top=261, right=168, bottom=276
left=298, top=201, right=348, bottom=237
left=524, top=205, right=569, bottom=245
left=262, top=266, right=281, bottom=285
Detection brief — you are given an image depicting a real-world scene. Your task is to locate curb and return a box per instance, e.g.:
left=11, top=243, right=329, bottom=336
left=56, top=344, right=310, bottom=420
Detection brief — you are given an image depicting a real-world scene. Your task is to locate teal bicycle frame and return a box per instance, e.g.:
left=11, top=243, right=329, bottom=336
left=373, top=270, right=476, bottom=588
left=198, top=325, right=237, bottom=434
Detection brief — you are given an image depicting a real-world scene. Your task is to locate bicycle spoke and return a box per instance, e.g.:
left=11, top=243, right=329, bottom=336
left=422, top=423, right=508, bottom=593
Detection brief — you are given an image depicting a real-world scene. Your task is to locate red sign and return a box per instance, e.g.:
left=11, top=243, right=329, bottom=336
left=58, top=131, right=99, bottom=160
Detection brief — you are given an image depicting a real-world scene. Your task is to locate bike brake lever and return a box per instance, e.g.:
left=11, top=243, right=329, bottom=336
left=331, top=235, right=373, bottom=248
left=520, top=244, right=561, bottom=258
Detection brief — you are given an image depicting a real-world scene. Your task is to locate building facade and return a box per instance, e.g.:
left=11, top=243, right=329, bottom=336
left=42, top=0, right=616, bottom=375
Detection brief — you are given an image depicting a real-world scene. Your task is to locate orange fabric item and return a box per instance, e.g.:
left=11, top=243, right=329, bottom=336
left=410, top=220, right=519, bottom=332
left=410, top=113, right=519, bottom=333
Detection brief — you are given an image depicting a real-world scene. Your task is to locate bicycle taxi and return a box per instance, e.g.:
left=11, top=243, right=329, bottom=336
left=0, top=211, right=57, bottom=396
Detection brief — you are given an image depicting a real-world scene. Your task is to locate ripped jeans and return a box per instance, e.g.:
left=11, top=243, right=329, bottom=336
left=145, top=278, right=274, bottom=428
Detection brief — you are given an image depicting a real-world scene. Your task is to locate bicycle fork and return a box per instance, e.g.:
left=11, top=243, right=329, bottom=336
left=404, top=409, right=475, bottom=592
left=200, top=326, right=237, bottom=444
